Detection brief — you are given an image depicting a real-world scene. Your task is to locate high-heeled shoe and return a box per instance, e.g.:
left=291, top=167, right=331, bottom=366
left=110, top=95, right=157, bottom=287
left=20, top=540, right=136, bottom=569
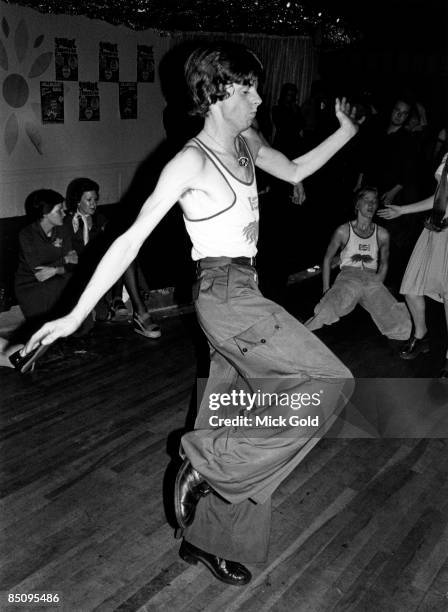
left=9, top=343, right=49, bottom=373
left=399, top=334, right=430, bottom=360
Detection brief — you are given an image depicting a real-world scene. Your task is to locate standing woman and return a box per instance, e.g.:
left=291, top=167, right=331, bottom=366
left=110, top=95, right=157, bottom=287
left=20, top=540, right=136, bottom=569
left=15, top=189, right=78, bottom=328
left=378, top=153, right=448, bottom=376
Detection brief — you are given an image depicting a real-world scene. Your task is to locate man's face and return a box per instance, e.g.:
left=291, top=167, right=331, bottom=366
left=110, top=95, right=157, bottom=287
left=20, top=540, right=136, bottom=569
left=78, top=190, right=98, bottom=216
left=390, top=101, right=410, bottom=127
left=356, top=191, right=378, bottom=218
left=218, top=82, right=262, bottom=131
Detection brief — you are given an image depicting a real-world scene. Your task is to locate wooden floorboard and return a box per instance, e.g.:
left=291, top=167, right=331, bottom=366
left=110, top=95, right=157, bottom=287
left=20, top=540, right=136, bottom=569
left=1, top=297, right=448, bottom=611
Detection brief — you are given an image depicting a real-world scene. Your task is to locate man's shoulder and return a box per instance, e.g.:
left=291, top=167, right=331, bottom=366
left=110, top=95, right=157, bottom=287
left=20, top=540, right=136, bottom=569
left=336, top=222, right=350, bottom=237
left=240, top=127, right=264, bottom=158
left=175, top=141, right=208, bottom=171
left=375, top=223, right=389, bottom=240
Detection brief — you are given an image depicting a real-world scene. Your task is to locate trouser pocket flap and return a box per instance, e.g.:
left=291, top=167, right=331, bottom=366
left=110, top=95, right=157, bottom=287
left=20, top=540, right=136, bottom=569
left=234, top=314, right=281, bottom=355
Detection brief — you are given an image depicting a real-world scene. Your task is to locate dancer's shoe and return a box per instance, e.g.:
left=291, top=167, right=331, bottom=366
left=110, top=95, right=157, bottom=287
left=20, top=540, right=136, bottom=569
left=179, top=540, right=252, bottom=586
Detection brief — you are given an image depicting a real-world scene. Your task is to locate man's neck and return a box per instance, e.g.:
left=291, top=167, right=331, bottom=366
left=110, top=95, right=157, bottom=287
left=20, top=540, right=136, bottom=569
left=354, top=217, right=374, bottom=232
left=202, top=117, right=240, bottom=151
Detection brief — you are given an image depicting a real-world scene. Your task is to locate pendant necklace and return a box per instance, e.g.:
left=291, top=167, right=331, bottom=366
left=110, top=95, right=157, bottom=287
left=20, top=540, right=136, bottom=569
left=203, top=131, right=249, bottom=167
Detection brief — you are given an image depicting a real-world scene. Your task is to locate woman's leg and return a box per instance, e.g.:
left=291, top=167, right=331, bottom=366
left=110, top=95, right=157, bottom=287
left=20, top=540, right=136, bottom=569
left=404, top=294, right=427, bottom=338
left=400, top=294, right=429, bottom=360
left=123, top=262, right=147, bottom=315
left=124, top=262, right=161, bottom=338
left=443, top=297, right=448, bottom=361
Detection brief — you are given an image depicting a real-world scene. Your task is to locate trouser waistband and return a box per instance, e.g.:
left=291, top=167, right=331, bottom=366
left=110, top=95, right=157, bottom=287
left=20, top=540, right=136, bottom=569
left=196, top=256, right=257, bottom=271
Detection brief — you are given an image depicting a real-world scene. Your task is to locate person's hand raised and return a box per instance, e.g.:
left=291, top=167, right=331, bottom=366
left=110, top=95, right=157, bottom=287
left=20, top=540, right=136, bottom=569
left=335, top=97, right=364, bottom=136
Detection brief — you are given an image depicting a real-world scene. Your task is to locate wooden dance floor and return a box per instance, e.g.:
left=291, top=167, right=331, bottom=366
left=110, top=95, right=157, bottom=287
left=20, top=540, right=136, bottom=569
left=1, top=287, right=448, bottom=611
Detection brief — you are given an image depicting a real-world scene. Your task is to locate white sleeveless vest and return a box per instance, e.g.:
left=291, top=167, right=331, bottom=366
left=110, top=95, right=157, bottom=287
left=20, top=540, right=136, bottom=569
left=340, top=222, right=379, bottom=270
left=182, top=136, right=259, bottom=261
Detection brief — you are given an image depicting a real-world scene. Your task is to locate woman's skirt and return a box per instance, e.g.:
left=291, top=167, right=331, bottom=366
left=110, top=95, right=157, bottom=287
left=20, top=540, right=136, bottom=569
left=400, top=227, right=448, bottom=302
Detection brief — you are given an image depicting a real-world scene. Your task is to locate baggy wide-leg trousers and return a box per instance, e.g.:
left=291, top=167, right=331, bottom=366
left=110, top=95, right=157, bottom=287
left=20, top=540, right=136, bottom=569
left=182, top=258, right=354, bottom=564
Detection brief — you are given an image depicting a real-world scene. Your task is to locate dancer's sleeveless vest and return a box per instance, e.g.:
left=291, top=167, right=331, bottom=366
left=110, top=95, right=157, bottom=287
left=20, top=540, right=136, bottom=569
left=182, top=136, right=259, bottom=261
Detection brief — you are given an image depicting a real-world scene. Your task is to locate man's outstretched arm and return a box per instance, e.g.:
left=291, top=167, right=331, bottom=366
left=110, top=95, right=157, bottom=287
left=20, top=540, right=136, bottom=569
left=249, top=98, right=359, bottom=184
left=24, top=147, right=205, bottom=352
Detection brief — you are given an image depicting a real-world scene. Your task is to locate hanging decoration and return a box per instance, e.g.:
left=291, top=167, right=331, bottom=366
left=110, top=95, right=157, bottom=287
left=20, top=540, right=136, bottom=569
left=137, top=45, right=154, bottom=82
left=99, top=41, right=119, bottom=82
left=79, top=81, right=99, bottom=121
left=119, top=82, right=137, bottom=119
left=4, top=1, right=361, bottom=47
left=40, top=80, right=64, bottom=123
left=54, top=37, right=78, bottom=80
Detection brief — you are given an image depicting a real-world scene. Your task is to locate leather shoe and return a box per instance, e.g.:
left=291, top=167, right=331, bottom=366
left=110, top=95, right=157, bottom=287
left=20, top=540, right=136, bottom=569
left=9, top=343, right=49, bottom=373
left=174, top=459, right=211, bottom=529
left=179, top=540, right=252, bottom=586
left=399, top=334, right=430, bottom=360
left=440, top=361, right=448, bottom=378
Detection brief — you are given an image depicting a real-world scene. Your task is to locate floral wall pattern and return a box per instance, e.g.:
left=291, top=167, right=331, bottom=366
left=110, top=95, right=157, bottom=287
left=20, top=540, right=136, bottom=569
left=1, top=16, right=53, bottom=154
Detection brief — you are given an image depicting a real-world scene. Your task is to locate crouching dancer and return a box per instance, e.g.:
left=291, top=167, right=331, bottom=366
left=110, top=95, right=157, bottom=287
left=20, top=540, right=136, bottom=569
left=23, top=43, right=359, bottom=585
left=305, top=186, right=411, bottom=340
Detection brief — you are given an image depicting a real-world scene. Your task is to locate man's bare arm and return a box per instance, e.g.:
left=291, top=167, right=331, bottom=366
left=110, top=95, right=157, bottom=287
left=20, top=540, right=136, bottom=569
left=375, top=227, right=390, bottom=283
left=247, top=98, right=358, bottom=184
left=322, top=226, right=346, bottom=293
left=24, top=147, right=205, bottom=351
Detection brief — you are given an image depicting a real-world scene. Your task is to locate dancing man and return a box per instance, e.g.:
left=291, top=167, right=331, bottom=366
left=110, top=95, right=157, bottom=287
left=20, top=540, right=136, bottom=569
left=23, top=43, right=359, bottom=585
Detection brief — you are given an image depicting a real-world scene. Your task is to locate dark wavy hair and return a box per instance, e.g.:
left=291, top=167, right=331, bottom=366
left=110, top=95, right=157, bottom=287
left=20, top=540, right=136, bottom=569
left=65, top=177, right=99, bottom=213
left=185, top=42, right=263, bottom=117
left=354, top=186, right=379, bottom=211
left=24, top=189, right=64, bottom=221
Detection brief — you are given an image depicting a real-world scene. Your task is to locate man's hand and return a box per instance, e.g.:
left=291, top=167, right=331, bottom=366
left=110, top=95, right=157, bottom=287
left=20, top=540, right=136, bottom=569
left=23, top=313, right=82, bottom=354
left=335, top=97, right=363, bottom=137
left=377, top=205, right=403, bottom=220
left=291, top=182, right=306, bottom=205
left=34, top=266, right=58, bottom=282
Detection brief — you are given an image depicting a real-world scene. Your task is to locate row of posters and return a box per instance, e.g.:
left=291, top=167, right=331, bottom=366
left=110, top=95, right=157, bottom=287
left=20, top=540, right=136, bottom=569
left=55, top=39, right=154, bottom=83
left=40, top=82, right=137, bottom=123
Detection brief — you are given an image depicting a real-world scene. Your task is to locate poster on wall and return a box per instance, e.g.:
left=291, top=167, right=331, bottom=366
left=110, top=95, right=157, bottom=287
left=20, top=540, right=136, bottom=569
left=55, top=38, right=78, bottom=81
left=119, top=82, right=137, bottom=119
left=79, top=82, right=100, bottom=121
left=40, top=82, right=64, bottom=124
left=99, top=42, right=119, bottom=82
left=137, top=45, right=154, bottom=82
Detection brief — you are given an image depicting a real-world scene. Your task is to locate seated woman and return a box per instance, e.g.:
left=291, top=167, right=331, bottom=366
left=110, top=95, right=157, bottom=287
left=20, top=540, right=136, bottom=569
left=14, top=189, right=77, bottom=329
left=65, top=178, right=161, bottom=338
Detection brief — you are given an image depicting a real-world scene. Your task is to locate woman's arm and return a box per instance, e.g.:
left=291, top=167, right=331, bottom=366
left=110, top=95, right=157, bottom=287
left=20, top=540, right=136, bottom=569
left=377, top=195, right=434, bottom=220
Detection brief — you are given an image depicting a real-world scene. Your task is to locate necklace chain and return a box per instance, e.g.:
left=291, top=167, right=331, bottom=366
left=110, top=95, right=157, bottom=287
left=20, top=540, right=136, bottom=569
left=202, top=131, right=249, bottom=167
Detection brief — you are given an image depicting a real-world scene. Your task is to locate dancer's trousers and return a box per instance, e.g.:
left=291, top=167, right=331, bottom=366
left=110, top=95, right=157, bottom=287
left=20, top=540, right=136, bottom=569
left=182, top=258, right=353, bottom=563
